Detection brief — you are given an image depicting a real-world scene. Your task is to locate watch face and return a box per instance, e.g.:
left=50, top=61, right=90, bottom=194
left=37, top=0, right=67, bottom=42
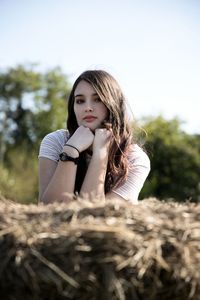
left=60, top=153, right=67, bottom=161
left=59, top=152, right=79, bottom=164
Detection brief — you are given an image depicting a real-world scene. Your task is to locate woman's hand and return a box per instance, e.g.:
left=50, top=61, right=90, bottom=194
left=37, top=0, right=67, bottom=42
left=66, top=126, right=94, bottom=152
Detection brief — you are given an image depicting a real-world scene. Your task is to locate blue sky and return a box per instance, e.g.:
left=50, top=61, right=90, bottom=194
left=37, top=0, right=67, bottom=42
left=1, top=0, right=200, bottom=133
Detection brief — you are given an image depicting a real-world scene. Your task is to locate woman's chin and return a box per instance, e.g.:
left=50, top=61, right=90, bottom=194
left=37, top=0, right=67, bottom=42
left=81, top=122, right=100, bottom=131
left=87, top=125, right=97, bottom=132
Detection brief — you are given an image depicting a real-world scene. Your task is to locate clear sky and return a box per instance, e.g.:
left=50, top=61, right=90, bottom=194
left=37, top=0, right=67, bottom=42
left=1, top=0, right=200, bottom=133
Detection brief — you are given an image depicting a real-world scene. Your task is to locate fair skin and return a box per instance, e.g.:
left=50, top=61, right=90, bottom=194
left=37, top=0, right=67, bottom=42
left=39, top=80, right=124, bottom=203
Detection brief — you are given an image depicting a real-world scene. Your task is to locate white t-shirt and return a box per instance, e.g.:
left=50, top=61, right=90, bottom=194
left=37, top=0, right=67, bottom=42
left=38, top=129, right=150, bottom=203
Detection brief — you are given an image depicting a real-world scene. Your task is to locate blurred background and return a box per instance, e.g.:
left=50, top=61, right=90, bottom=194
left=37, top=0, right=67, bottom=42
left=0, top=0, right=199, bottom=203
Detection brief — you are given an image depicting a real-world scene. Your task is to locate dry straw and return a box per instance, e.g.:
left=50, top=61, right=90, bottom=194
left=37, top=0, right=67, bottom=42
left=0, top=197, right=199, bottom=300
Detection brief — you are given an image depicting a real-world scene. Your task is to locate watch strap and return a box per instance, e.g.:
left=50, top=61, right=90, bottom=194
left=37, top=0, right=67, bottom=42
left=59, top=152, right=79, bottom=165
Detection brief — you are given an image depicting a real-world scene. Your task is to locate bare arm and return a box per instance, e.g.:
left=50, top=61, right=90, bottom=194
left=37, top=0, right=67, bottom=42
left=80, top=151, right=108, bottom=199
left=38, top=146, right=78, bottom=204
left=80, top=128, right=111, bottom=199
left=38, top=126, right=94, bottom=204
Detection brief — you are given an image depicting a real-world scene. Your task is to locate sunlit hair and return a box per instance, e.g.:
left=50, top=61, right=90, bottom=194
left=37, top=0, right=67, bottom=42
left=67, top=70, right=133, bottom=194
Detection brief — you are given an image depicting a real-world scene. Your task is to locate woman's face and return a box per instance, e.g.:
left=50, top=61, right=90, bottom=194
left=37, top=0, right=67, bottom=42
left=73, top=80, right=108, bottom=131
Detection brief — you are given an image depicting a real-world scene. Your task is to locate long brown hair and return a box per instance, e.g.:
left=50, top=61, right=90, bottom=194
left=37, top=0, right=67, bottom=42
left=67, top=70, right=133, bottom=194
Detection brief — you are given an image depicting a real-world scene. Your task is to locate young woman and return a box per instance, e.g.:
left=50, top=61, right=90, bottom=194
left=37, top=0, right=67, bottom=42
left=38, top=70, right=150, bottom=204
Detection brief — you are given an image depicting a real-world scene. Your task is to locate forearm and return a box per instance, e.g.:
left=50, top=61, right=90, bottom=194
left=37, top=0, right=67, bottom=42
left=80, top=152, right=108, bottom=199
left=40, top=161, right=77, bottom=204
left=39, top=145, right=79, bottom=204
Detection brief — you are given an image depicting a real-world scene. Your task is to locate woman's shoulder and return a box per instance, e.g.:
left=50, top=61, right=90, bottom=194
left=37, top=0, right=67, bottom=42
left=43, top=129, right=69, bottom=143
left=128, top=144, right=150, bottom=168
left=39, top=129, right=70, bottom=161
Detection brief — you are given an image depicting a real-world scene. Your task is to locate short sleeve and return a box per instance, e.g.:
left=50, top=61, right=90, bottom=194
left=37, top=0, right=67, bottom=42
left=38, top=129, right=69, bottom=162
left=112, top=145, right=150, bottom=203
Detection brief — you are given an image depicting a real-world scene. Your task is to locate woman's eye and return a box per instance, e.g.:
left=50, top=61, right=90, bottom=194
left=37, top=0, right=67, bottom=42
left=76, top=99, right=84, bottom=104
left=94, top=98, right=101, bottom=102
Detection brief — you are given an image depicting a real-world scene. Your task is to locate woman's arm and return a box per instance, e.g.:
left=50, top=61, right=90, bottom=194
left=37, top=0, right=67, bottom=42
left=39, top=126, right=94, bottom=204
left=80, top=151, right=108, bottom=199
left=80, top=128, right=111, bottom=199
left=38, top=146, right=78, bottom=204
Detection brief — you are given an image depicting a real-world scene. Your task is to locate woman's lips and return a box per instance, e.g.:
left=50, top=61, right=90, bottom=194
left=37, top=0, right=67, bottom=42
left=83, top=116, right=97, bottom=122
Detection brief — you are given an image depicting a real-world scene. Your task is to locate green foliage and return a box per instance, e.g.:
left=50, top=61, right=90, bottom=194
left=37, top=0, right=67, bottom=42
left=140, top=116, right=200, bottom=202
left=0, top=148, right=38, bottom=204
left=33, top=68, right=70, bottom=144
left=0, top=65, right=71, bottom=203
left=0, top=65, right=70, bottom=158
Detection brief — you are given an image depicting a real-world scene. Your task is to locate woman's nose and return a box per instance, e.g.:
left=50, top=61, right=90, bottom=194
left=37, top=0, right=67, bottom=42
left=85, top=103, right=93, bottom=112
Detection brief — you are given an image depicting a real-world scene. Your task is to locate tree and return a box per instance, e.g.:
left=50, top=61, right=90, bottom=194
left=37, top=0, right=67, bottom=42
left=140, top=116, right=200, bottom=202
left=0, top=64, right=71, bottom=203
left=0, top=65, right=70, bottom=161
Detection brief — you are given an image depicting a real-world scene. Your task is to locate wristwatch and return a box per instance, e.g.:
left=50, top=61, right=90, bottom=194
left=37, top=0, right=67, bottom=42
left=59, top=152, right=79, bottom=165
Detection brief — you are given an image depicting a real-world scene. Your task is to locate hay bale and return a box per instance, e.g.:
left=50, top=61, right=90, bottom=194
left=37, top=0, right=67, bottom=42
left=0, top=197, right=199, bottom=300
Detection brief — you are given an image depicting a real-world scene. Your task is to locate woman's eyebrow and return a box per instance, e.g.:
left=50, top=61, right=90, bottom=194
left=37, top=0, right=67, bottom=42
left=74, top=93, right=98, bottom=98
left=74, top=94, right=83, bottom=98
